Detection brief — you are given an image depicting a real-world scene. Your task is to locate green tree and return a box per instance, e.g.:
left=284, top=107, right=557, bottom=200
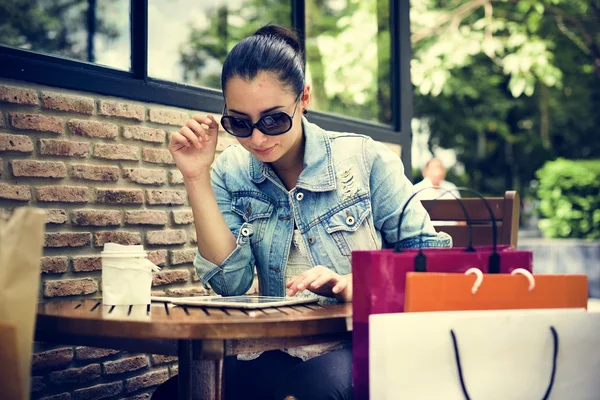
left=411, top=0, right=600, bottom=198
left=0, top=0, right=121, bottom=62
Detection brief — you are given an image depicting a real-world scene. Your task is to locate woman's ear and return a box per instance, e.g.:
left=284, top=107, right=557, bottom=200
left=301, top=84, right=311, bottom=112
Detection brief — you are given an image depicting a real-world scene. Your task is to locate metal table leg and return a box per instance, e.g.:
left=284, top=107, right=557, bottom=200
left=178, top=339, right=193, bottom=400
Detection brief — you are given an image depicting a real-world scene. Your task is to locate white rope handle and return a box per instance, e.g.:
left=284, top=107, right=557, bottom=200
left=465, top=268, right=483, bottom=294
left=511, top=268, right=536, bottom=291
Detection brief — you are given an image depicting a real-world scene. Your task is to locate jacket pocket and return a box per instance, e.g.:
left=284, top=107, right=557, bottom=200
left=231, top=193, right=274, bottom=244
left=323, top=198, right=376, bottom=256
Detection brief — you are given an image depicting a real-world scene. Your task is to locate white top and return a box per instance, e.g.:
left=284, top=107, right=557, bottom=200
left=237, top=230, right=347, bottom=362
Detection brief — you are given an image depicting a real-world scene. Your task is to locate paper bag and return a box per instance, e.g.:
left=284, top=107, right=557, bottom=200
left=370, top=309, right=600, bottom=400
left=405, top=269, right=588, bottom=312
left=0, top=208, right=46, bottom=400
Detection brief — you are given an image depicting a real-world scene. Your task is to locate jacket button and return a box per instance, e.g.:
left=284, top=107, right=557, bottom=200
left=346, top=216, right=355, bottom=226
left=241, top=227, right=251, bottom=236
left=295, top=192, right=304, bottom=201
left=308, top=236, right=316, bottom=245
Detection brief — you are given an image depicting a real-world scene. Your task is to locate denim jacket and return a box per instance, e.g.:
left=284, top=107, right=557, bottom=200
left=194, top=118, right=452, bottom=296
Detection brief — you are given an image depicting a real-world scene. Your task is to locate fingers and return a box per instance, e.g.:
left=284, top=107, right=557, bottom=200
left=332, top=277, right=349, bottom=294
left=179, top=126, right=201, bottom=150
left=286, top=266, right=338, bottom=296
left=192, top=114, right=219, bottom=137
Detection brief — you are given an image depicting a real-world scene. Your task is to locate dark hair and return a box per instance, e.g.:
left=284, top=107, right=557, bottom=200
left=221, top=24, right=305, bottom=96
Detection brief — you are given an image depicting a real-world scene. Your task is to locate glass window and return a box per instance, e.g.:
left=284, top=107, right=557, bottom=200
left=0, top=0, right=131, bottom=71
left=305, top=0, right=391, bottom=124
left=149, top=0, right=292, bottom=90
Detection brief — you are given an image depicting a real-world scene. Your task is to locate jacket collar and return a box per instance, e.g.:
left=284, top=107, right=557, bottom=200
left=248, top=117, right=336, bottom=192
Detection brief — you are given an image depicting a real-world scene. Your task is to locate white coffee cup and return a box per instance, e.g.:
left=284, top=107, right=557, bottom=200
left=101, top=243, right=160, bottom=305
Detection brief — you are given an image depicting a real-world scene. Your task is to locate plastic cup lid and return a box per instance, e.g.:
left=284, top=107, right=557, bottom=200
left=101, top=243, right=147, bottom=257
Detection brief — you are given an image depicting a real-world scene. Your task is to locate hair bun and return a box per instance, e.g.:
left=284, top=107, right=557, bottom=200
left=254, top=25, right=302, bottom=57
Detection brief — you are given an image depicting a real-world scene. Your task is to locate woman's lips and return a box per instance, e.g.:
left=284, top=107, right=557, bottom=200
left=254, top=146, right=275, bottom=156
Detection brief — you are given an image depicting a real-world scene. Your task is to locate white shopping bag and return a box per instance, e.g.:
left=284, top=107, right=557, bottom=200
left=370, top=309, right=600, bottom=400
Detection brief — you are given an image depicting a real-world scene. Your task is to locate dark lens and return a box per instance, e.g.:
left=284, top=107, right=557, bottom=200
left=222, top=117, right=252, bottom=137
left=257, top=113, right=292, bottom=135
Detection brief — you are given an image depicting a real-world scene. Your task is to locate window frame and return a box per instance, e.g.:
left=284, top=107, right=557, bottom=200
left=0, top=0, right=413, bottom=175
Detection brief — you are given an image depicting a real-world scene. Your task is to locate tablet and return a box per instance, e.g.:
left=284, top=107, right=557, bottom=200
left=170, top=295, right=319, bottom=309
left=151, top=295, right=222, bottom=303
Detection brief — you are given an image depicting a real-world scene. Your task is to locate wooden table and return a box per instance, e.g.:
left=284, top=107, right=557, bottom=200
left=36, top=299, right=352, bottom=400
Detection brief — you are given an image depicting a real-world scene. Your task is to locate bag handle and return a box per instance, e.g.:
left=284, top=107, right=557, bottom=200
left=450, top=326, right=559, bottom=400
left=395, top=186, right=500, bottom=273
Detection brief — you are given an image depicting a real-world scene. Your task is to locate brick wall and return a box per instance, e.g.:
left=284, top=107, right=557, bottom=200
left=0, top=78, right=401, bottom=399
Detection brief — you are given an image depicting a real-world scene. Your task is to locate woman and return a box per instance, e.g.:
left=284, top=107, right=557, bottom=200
left=153, top=24, right=451, bottom=400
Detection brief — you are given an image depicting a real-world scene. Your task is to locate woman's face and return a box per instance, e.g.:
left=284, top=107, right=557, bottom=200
left=223, top=72, right=309, bottom=165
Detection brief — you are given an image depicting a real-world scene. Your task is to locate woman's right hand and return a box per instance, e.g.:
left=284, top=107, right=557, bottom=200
left=168, top=114, right=219, bottom=181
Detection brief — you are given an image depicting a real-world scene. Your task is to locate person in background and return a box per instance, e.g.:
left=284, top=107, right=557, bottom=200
left=152, top=24, right=451, bottom=400
left=413, top=157, right=461, bottom=201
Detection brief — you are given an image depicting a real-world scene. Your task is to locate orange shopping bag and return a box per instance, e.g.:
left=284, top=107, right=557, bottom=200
left=405, top=268, right=588, bottom=312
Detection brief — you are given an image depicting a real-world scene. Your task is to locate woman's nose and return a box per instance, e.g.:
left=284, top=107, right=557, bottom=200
left=250, top=128, right=268, bottom=146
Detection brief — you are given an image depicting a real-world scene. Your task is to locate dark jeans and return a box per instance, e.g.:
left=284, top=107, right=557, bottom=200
left=151, top=348, right=353, bottom=400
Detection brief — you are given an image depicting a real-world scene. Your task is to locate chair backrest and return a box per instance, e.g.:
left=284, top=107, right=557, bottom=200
left=420, top=191, right=520, bottom=248
left=0, top=321, right=23, bottom=400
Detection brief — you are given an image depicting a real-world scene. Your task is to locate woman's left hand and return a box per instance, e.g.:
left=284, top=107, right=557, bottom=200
left=286, top=265, right=352, bottom=303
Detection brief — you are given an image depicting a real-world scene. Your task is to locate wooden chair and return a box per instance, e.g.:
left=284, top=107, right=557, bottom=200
left=0, top=321, right=23, bottom=400
left=421, top=190, right=520, bottom=248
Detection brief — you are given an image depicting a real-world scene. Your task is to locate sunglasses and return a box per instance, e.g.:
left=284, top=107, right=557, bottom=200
left=221, top=91, right=302, bottom=138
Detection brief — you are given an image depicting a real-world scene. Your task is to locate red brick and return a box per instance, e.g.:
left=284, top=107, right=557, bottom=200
left=94, top=231, right=142, bottom=247
left=103, top=355, right=148, bottom=375
left=169, top=364, right=179, bottom=377
left=216, top=134, right=239, bottom=152
left=70, top=164, right=119, bottom=181
left=125, top=368, right=169, bottom=393
left=32, top=348, right=74, bottom=371
left=68, top=119, right=118, bottom=139
left=123, top=126, right=166, bottom=143
left=96, top=188, right=144, bottom=204
left=172, top=210, right=194, bottom=225
left=40, top=139, right=90, bottom=157
left=44, top=232, right=91, bottom=248
left=189, top=230, right=197, bottom=244
left=170, top=249, right=196, bottom=265
left=42, top=92, right=94, bottom=114
left=152, top=270, right=190, bottom=286
left=165, top=287, right=207, bottom=297
left=37, top=185, right=89, bottom=202
left=44, top=278, right=98, bottom=297
left=151, top=290, right=166, bottom=296
left=39, top=394, right=71, bottom=400
left=147, top=229, right=187, bottom=245
left=0, top=182, right=31, bottom=201
left=11, top=160, right=67, bottom=178
left=72, top=210, right=122, bottom=226
left=124, top=210, right=168, bottom=225
left=147, top=250, right=167, bottom=266
left=150, top=355, right=178, bottom=366
left=93, top=143, right=140, bottom=160
left=146, top=189, right=187, bottom=205
left=48, top=363, right=101, bottom=385
left=72, top=256, right=102, bottom=272
left=169, top=169, right=184, bottom=184
left=41, top=256, right=68, bottom=274
left=0, top=133, right=34, bottom=152
left=99, top=100, right=144, bottom=121
left=73, top=381, right=123, bottom=400
left=46, top=209, right=68, bottom=224
left=10, top=112, right=63, bottom=134
left=75, top=346, right=120, bottom=360
left=0, top=85, right=38, bottom=105
left=31, top=375, right=46, bottom=393
left=148, top=108, right=189, bottom=126
left=123, top=168, right=167, bottom=185
left=142, top=148, right=174, bottom=164
left=246, top=277, right=260, bottom=295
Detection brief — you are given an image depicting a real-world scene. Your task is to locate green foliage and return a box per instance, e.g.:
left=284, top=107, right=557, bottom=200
left=535, top=159, right=600, bottom=239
